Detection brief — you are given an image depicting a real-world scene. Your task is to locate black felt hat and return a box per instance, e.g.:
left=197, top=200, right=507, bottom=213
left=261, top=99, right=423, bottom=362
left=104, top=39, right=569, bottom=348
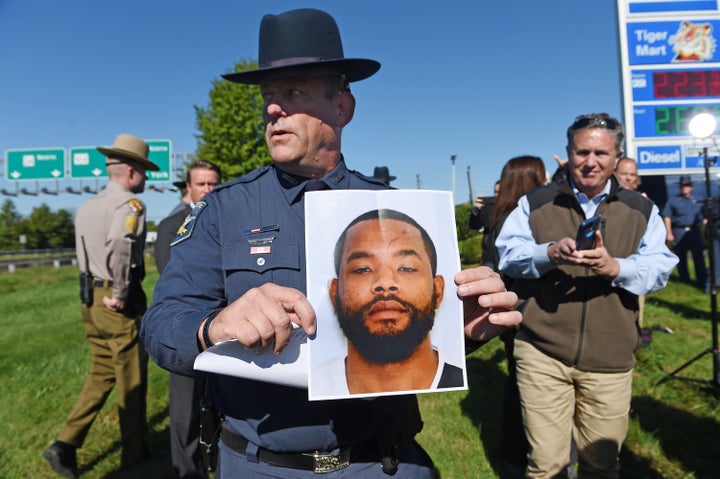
left=373, top=166, right=396, bottom=183
left=222, top=8, right=380, bottom=85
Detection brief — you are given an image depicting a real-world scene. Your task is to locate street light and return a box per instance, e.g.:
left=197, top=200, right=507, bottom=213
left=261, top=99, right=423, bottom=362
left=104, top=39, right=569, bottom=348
left=659, top=111, right=720, bottom=391
left=688, top=112, right=718, bottom=140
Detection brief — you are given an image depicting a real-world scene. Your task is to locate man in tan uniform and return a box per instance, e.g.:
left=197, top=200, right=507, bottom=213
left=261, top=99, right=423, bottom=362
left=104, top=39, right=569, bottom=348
left=43, top=133, right=159, bottom=479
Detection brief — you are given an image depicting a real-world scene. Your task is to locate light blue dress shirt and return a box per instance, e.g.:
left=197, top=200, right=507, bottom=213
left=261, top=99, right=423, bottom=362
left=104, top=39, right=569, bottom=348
left=497, top=180, right=678, bottom=296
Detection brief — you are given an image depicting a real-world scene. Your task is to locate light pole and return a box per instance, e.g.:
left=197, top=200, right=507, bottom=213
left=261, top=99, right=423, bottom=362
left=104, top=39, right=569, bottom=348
left=659, top=112, right=720, bottom=391
left=450, top=154, right=456, bottom=203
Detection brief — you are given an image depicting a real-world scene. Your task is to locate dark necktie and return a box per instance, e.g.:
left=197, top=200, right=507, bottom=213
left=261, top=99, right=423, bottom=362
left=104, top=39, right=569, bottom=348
left=304, top=179, right=328, bottom=192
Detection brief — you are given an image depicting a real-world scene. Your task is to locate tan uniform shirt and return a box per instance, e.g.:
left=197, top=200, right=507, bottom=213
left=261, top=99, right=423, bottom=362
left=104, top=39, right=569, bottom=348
left=75, top=181, right=147, bottom=300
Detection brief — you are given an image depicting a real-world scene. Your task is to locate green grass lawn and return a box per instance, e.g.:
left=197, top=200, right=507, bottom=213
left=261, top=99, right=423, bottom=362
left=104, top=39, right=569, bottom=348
left=1, top=261, right=719, bottom=478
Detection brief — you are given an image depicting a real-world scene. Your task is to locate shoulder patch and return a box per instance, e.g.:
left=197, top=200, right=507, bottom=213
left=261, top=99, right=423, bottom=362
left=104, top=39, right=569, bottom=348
left=171, top=201, right=207, bottom=246
left=127, top=198, right=144, bottom=214
left=125, top=215, right=138, bottom=234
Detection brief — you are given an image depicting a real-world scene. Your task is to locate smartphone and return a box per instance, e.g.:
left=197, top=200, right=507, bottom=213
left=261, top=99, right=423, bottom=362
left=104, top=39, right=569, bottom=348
left=575, top=214, right=602, bottom=250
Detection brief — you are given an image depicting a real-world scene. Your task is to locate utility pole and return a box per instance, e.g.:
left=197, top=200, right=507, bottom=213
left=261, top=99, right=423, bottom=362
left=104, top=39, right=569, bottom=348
left=466, top=166, right=474, bottom=204
left=450, top=154, right=456, bottom=203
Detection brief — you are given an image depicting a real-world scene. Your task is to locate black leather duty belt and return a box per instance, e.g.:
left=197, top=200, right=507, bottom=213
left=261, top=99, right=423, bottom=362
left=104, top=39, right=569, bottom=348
left=220, top=423, right=376, bottom=473
left=93, top=280, right=113, bottom=288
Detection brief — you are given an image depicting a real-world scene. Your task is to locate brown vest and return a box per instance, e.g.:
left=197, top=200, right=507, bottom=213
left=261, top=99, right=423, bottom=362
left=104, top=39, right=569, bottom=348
left=514, top=176, right=653, bottom=372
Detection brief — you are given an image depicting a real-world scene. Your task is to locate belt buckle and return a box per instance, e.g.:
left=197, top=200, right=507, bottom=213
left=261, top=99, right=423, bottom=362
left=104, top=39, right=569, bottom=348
left=305, top=449, right=350, bottom=473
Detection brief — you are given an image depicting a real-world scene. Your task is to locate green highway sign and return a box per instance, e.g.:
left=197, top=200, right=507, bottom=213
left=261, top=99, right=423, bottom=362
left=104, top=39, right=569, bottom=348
left=5, top=148, right=66, bottom=181
left=68, top=139, right=172, bottom=181
left=147, top=140, right=172, bottom=182
left=69, top=147, right=108, bottom=179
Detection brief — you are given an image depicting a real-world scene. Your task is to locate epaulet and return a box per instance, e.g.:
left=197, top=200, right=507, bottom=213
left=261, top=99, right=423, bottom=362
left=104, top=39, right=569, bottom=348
left=211, top=166, right=272, bottom=193
left=349, top=169, right=389, bottom=187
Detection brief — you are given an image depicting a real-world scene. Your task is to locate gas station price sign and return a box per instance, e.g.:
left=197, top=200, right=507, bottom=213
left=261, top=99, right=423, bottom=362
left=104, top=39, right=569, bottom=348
left=632, top=68, right=720, bottom=100
left=618, top=0, right=720, bottom=174
left=634, top=103, right=720, bottom=136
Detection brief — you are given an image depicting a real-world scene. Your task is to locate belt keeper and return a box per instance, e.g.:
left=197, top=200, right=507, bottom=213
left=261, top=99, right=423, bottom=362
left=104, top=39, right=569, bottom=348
left=203, top=310, right=221, bottom=349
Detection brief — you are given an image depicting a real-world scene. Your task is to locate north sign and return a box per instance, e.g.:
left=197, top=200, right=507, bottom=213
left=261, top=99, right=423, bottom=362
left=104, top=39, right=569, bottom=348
left=5, top=148, right=66, bottom=181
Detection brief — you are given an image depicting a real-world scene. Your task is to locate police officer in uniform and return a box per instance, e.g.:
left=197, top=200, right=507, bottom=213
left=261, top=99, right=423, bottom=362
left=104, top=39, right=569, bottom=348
left=155, top=160, right=221, bottom=479
left=43, top=133, right=158, bottom=478
left=662, top=175, right=707, bottom=287
left=141, top=9, right=521, bottom=478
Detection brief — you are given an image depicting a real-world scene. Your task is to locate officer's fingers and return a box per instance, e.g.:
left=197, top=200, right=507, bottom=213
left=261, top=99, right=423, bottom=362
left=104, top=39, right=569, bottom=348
left=488, top=309, right=523, bottom=327
left=455, top=266, right=502, bottom=296
left=250, top=284, right=316, bottom=349
left=477, top=290, right=519, bottom=312
left=271, top=287, right=317, bottom=336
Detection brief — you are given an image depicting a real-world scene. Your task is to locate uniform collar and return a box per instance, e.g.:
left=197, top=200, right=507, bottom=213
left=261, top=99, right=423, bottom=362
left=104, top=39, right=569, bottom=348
left=276, top=157, right=350, bottom=204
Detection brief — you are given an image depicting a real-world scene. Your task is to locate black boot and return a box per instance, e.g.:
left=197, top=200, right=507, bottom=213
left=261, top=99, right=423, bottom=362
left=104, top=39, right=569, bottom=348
left=43, top=441, right=79, bottom=479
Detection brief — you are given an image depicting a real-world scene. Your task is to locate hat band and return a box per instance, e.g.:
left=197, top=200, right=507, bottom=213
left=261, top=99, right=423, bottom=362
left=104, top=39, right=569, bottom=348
left=261, top=56, right=328, bottom=68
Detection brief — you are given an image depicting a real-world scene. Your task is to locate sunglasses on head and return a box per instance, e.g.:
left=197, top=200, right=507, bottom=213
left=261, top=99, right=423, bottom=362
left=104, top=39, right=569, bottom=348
left=571, top=116, right=620, bottom=130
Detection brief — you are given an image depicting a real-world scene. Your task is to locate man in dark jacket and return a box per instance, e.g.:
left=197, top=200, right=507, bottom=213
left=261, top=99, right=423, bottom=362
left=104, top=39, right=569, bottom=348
left=154, top=160, right=220, bottom=479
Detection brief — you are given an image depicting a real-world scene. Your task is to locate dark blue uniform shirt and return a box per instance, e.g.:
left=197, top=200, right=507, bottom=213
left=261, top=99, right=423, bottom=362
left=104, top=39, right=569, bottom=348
left=142, top=159, right=419, bottom=453
left=662, top=194, right=704, bottom=241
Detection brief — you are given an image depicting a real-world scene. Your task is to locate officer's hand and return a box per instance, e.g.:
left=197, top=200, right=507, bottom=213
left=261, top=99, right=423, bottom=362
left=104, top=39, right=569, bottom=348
left=456, top=266, right=521, bottom=343
left=573, top=231, right=620, bottom=278
left=201, top=283, right=316, bottom=354
left=103, top=296, right=125, bottom=312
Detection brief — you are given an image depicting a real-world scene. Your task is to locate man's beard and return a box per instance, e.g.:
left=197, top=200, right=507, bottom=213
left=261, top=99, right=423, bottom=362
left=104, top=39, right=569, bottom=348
left=335, top=292, right=437, bottom=365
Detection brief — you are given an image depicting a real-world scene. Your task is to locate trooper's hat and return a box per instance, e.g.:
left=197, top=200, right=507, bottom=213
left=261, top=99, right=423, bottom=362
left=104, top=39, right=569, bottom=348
left=373, top=166, right=396, bottom=184
left=222, top=8, right=380, bottom=85
left=97, top=133, right=159, bottom=171
left=679, top=175, right=693, bottom=186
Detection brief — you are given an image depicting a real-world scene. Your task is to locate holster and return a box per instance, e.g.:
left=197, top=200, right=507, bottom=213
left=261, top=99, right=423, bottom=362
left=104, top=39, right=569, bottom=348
left=79, top=272, right=94, bottom=307
left=374, top=399, right=424, bottom=475
left=199, top=394, right=221, bottom=472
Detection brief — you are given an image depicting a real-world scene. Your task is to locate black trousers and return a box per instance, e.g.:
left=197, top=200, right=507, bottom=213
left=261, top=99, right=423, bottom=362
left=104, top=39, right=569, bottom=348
left=169, top=372, right=207, bottom=479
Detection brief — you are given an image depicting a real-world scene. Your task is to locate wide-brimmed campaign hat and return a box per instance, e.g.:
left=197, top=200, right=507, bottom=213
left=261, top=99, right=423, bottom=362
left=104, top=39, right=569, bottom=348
left=97, top=133, right=160, bottom=171
left=373, top=166, right=396, bottom=183
left=222, top=8, right=380, bottom=85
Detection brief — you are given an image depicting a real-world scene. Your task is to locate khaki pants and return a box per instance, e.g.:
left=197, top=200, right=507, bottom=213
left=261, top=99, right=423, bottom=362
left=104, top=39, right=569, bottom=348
left=57, top=284, right=149, bottom=466
left=514, top=339, right=632, bottom=479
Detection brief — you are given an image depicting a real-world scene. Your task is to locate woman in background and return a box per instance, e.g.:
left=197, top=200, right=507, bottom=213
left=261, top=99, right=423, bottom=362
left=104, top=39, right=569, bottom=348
left=485, top=155, right=546, bottom=478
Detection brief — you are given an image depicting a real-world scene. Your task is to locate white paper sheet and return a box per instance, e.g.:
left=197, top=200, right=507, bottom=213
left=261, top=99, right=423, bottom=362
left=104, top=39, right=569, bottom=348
left=193, top=326, right=309, bottom=388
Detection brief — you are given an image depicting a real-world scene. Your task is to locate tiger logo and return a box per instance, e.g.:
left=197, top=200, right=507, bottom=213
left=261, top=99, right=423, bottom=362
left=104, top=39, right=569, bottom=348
left=672, top=21, right=716, bottom=62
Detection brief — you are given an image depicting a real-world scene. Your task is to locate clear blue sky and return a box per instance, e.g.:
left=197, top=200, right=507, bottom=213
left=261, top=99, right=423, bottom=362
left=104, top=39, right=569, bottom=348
left=0, top=0, right=623, bottom=223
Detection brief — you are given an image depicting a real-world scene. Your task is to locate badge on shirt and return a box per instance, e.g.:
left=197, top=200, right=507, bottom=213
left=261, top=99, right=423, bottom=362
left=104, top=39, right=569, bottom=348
left=172, top=201, right=207, bottom=246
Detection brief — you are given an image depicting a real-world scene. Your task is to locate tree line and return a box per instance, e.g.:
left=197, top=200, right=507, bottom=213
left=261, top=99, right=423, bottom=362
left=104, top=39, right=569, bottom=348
left=0, top=199, right=75, bottom=251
